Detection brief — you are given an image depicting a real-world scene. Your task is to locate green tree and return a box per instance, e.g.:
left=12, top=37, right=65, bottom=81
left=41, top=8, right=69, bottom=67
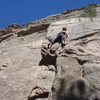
left=80, top=5, right=97, bottom=21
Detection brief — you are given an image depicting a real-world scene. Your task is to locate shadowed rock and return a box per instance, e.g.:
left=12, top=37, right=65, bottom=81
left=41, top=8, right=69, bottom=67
left=51, top=76, right=96, bottom=100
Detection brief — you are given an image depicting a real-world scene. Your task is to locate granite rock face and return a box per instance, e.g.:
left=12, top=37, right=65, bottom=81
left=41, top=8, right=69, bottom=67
left=42, top=17, right=100, bottom=100
left=0, top=4, right=100, bottom=100
left=0, top=30, right=56, bottom=100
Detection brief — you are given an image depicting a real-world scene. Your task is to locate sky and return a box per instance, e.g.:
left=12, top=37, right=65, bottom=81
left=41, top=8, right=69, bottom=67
left=0, top=0, right=100, bottom=29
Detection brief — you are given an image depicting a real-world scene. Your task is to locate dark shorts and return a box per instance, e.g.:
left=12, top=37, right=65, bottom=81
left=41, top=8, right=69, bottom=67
left=51, top=34, right=65, bottom=44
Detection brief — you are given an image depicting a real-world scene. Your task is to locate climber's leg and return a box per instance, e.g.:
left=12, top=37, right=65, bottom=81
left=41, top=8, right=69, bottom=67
left=61, top=35, right=65, bottom=44
left=61, top=35, right=65, bottom=48
left=51, top=38, right=57, bottom=45
left=48, top=38, right=57, bottom=48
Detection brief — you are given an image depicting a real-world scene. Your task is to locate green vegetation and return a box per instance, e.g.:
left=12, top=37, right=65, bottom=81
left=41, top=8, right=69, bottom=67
left=80, top=5, right=97, bottom=20
left=88, top=79, right=96, bottom=89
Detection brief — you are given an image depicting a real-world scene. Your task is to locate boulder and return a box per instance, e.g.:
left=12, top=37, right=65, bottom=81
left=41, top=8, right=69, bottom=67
left=50, top=76, right=96, bottom=100
left=41, top=40, right=61, bottom=65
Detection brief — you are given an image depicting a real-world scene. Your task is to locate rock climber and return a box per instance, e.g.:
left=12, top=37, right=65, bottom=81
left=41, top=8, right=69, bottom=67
left=48, top=27, right=68, bottom=48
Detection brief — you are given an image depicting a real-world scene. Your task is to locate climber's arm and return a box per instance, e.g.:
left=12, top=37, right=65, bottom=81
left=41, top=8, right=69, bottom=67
left=65, top=32, right=68, bottom=38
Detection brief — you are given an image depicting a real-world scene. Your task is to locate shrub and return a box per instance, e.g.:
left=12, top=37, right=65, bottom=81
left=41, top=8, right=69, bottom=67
left=80, top=5, right=97, bottom=20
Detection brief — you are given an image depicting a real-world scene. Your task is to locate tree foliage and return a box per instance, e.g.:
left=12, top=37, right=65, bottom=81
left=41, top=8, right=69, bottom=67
left=80, top=5, right=97, bottom=18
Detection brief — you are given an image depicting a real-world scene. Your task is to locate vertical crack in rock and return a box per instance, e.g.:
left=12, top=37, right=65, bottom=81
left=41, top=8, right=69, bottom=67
left=76, top=58, right=89, bottom=78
